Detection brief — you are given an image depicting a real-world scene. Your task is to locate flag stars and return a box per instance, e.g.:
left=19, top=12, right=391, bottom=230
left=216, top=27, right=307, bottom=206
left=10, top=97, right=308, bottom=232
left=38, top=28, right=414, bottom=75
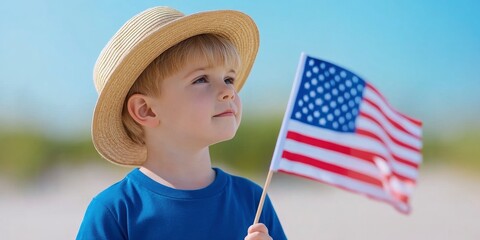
left=302, top=107, right=308, bottom=114
left=322, top=105, right=329, bottom=113
left=291, top=57, right=366, bottom=132
left=319, top=118, right=326, bottom=125
left=355, top=96, right=361, bottom=104
left=332, top=88, right=338, bottom=96
left=304, top=82, right=310, bottom=89
left=348, top=100, right=355, bottom=107
left=344, top=92, right=351, bottom=99
left=316, top=86, right=323, bottom=94
left=327, top=114, right=333, bottom=121
left=330, top=101, right=337, bottom=108
left=303, top=95, right=309, bottom=102
left=334, top=109, right=341, bottom=116
left=346, top=112, right=352, bottom=120
left=329, top=67, right=336, bottom=74
left=350, top=88, right=357, bottom=96
left=357, top=85, right=364, bottom=92
left=298, top=99, right=304, bottom=107
left=346, top=80, right=352, bottom=87
left=330, top=79, right=336, bottom=87
left=324, top=93, right=331, bottom=100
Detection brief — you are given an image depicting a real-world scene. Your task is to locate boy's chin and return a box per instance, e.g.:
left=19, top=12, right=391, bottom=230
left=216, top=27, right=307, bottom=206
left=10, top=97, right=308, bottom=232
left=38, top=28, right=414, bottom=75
left=211, top=131, right=238, bottom=145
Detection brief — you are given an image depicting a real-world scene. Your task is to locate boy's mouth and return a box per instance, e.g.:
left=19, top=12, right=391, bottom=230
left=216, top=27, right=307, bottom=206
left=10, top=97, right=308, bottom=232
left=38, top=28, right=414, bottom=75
left=213, top=109, right=236, bottom=117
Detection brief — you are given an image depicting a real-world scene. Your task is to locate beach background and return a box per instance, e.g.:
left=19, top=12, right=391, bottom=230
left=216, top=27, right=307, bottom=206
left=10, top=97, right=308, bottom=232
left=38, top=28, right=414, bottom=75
left=1, top=1, right=479, bottom=239
left=1, top=163, right=479, bottom=239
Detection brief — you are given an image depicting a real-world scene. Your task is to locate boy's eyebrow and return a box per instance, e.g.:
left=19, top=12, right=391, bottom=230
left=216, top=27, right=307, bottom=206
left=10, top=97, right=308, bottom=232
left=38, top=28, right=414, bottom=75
left=226, top=69, right=237, bottom=75
left=184, top=67, right=207, bottom=79
left=184, top=67, right=237, bottom=79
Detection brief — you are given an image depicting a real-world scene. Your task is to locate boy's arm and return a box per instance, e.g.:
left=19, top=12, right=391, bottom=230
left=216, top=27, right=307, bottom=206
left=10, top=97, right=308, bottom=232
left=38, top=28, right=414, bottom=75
left=76, top=198, right=126, bottom=240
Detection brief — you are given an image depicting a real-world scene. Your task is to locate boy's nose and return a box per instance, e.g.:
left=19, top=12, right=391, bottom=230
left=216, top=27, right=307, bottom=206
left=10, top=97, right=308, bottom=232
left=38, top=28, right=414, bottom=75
left=218, top=85, right=235, bottom=101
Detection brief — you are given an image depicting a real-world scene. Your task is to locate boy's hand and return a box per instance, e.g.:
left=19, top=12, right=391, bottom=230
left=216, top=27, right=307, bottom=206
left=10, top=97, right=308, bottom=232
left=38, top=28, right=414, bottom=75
left=245, top=223, right=273, bottom=240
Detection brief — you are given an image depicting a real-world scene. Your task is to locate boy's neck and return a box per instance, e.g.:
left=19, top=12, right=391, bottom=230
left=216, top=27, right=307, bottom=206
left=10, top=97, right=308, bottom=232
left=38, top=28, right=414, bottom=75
left=140, top=147, right=215, bottom=190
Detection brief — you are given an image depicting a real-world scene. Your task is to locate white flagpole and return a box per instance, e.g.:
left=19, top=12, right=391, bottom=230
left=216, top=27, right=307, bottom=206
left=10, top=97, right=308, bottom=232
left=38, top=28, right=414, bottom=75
left=253, top=53, right=308, bottom=224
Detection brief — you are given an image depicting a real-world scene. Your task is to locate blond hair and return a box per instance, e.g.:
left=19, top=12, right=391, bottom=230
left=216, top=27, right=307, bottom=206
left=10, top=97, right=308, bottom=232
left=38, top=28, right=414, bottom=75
left=121, top=34, right=241, bottom=145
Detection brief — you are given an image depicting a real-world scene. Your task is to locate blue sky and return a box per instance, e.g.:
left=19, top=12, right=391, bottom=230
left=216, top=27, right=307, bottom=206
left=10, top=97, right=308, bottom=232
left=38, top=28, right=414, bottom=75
left=1, top=0, right=479, bottom=136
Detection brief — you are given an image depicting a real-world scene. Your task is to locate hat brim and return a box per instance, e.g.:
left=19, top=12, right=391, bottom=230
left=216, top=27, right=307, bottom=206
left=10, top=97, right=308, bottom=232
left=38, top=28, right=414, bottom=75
left=92, top=8, right=259, bottom=166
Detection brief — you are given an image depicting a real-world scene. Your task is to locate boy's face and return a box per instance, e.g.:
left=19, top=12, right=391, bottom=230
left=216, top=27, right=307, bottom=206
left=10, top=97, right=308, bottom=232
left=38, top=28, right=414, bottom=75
left=149, top=55, right=242, bottom=148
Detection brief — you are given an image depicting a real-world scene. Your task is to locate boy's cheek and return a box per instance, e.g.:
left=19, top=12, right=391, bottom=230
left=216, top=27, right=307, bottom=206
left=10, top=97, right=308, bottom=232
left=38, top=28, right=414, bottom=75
left=235, top=100, right=242, bottom=123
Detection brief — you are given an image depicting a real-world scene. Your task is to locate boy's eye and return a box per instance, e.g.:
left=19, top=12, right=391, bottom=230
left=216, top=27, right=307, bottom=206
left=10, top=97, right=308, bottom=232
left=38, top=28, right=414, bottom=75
left=193, top=76, right=208, bottom=84
left=224, top=77, right=235, bottom=85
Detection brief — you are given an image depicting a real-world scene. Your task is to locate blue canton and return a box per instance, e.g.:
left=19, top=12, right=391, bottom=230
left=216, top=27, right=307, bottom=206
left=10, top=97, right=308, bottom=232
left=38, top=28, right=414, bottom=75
left=290, top=56, right=366, bottom=132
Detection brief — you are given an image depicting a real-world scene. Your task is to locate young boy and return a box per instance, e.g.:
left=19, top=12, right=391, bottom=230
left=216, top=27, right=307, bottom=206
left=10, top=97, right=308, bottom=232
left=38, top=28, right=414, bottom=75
left=77, top=6, right=287, bottom=240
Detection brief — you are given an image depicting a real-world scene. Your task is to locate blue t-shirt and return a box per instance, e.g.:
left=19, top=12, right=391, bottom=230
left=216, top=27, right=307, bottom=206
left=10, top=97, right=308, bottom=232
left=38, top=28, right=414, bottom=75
left=77, top=168, right=287, bottom=240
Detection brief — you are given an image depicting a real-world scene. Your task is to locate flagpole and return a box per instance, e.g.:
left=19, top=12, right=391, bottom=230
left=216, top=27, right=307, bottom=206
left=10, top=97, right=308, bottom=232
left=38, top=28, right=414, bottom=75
left=253, top=53, right=307, bottom=225
left=253, top=170, right=274, bottom=224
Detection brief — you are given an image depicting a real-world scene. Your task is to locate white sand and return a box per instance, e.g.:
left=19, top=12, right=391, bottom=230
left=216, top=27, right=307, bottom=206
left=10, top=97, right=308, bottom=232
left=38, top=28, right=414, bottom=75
left=1, top=164, right=479, bottom=239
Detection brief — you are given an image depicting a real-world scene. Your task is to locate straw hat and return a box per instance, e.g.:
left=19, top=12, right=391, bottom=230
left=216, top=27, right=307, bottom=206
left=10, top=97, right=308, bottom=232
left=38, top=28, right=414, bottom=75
left=92, top=6, right=259, bottom=166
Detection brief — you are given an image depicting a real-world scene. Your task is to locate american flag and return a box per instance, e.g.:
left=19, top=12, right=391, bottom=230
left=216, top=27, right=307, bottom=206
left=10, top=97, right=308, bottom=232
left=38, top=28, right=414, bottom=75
left=270, top=53, right=422, bottom=213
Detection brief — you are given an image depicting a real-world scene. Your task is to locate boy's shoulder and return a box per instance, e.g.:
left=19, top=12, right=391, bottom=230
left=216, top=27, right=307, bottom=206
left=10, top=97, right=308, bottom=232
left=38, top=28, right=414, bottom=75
left=90, top=169, right=138, bottom=207
left=220, top=168, right=263, bottom=195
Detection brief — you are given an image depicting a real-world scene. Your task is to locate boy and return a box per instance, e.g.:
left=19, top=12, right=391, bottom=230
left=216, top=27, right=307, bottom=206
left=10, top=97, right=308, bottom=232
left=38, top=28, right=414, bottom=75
left=77, top=6, right=287, bottom=240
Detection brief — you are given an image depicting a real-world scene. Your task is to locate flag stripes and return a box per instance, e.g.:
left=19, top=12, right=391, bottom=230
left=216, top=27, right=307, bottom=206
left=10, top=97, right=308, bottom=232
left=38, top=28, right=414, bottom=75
left=276, top=159, right=410, bottom=213
left=282, top=120, right=419, bottom=180
left=284, top=135, right=381, bottom=179
left=365, top=83, right=423, bottom=128
left=363, top=84, right=422, bottom=138
left=280, top=121, right=412, bottom=212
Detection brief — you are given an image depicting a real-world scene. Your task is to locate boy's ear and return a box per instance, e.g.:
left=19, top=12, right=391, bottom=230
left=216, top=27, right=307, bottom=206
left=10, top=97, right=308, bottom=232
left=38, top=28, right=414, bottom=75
left=126, top=94, right=159, bottom=128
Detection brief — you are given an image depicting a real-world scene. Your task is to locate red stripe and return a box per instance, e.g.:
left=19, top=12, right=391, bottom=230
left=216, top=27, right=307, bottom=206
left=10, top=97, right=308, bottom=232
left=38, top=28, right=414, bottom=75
left=359, top=112, right=421, bottom=152
left=277, top=168, right=411, bottom=213
left=366, top=83, right=422, bottom=127
left=286, top=131, right=372, bottom=164
left=279, top=167, right=410, bottom=205
left=286, top=131, right=415, bottom=183
left=356, top=128, right=419, bottom=168
left=282, top=150, right=383, bottom=187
